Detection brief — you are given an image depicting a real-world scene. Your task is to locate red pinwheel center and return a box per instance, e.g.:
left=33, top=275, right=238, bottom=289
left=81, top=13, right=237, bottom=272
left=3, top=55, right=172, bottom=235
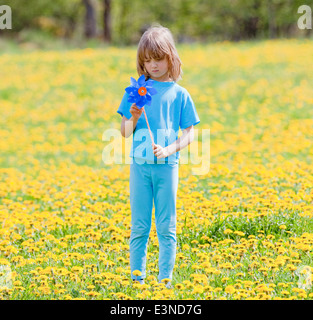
left=138, top=87, right=147, bottom=96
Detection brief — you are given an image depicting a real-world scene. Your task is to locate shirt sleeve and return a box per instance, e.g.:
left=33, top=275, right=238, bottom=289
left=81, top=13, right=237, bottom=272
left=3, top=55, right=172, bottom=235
left=117, top=92, right=132, bottom=120
left=179, top=89, right=200, bottom=130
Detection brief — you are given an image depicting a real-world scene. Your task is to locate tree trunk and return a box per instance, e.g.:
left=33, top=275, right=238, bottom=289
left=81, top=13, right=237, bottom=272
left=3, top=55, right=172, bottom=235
left=268, top=0, right=276, bottom=38
left=103, top=0, right=111, bottom=42
left=83, top=0, right=96, bottom=38
left=243, top=17, right=259, bottom=39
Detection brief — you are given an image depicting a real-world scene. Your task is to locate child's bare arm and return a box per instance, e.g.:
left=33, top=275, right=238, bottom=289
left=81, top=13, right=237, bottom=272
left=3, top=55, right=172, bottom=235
left=153, top=125, right=195, bottom=159
left=165, top=125, right=194, bottom=156
left=120, top=103, right=143, bottom=138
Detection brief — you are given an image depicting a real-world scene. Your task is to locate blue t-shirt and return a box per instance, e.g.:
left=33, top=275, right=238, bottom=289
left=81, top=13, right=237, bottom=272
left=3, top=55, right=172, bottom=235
left=117, top=78, right=200, bottom=164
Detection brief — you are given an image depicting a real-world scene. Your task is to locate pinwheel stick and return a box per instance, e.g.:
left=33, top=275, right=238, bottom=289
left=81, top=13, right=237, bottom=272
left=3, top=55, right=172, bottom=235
left=142, top=106, right=154, bottom=145
left=125, top=75, right=157, bottom=148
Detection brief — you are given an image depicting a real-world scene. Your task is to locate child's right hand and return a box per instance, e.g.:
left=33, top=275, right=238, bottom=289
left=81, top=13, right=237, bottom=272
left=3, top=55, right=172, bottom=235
left=130, top=103, right=143, bottom=120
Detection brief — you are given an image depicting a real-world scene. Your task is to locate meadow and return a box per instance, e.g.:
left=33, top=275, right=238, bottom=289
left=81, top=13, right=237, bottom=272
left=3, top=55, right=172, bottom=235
left=0, top=39, right=313, bottom=300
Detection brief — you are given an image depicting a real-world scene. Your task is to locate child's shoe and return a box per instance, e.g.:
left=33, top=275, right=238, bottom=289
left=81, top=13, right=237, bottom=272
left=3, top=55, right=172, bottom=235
left=158, top=279, right=172, bottom=289
left=133, top=279, right=145, bottom=285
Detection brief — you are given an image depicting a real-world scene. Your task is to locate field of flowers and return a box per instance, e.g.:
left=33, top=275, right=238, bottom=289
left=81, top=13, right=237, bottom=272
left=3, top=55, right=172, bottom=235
left=0, top=39, right=313, bottom=300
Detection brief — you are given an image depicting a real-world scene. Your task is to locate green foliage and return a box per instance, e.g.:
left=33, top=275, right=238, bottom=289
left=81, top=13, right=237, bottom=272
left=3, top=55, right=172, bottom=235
left=1, top=0, right=312, bottom=44
left=4, top=0, right=83, bottom=36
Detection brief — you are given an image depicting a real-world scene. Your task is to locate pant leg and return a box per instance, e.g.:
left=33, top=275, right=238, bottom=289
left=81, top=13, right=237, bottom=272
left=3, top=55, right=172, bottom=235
left=129, top=161, right=153, bottom=280
left=151, top=163, right=179, bottom=282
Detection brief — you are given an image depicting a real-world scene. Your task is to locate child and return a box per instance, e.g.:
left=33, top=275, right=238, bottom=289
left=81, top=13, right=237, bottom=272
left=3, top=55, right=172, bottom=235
left=117, top=24, right=200, bottom=287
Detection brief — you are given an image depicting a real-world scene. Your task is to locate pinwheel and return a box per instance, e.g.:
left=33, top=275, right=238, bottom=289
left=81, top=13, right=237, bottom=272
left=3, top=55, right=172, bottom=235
left=125, top=75, right=158, bottom=145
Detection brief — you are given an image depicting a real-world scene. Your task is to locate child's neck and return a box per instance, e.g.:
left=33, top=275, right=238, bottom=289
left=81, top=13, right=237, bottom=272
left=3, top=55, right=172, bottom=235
left=148, top=74, right=173, bottom=82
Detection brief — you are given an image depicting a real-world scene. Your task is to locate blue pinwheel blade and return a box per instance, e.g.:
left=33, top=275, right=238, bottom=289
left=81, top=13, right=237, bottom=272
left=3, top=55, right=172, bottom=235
left=138, top=75, right=146, bottom=86
left=147, top=87, right=158, bottom=95
left=125, top=86, right=136, bottom=94
left=127, top=96, right=136, bottom=103
left=130, top=77, right=138, bottom=88
left=136, top=96, right=146, bottom=108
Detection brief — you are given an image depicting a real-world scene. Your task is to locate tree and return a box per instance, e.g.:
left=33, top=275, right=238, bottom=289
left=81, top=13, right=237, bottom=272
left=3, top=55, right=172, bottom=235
left=103, top=0, right=111, bottom=42
left=83, top=0, right=96, bottom=38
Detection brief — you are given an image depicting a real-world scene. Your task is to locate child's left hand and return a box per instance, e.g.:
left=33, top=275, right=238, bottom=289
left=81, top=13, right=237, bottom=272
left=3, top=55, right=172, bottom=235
left=152, top=143, right=169, bottom=159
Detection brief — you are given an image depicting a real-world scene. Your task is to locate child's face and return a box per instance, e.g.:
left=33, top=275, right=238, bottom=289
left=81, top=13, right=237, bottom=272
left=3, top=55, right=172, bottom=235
left=144, top=56, right=170, bottom=81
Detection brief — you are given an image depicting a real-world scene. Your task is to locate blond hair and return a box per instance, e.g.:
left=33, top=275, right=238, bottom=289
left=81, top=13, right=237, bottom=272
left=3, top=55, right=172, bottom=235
left=136, top=24, right=183, bottom=82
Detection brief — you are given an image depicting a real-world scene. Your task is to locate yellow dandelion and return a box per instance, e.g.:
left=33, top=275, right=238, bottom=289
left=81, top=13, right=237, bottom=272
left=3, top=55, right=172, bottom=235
left=161, top=278, right=171, bottom=284
left=175, top=283, right=185, bottom=290
left=192, top=286, right=204, bottom=294
left=281, top=290, right=290, bottom=296
left=132, top=270, right=142, bottom=277
left=225, top=285, right=236, bottom=294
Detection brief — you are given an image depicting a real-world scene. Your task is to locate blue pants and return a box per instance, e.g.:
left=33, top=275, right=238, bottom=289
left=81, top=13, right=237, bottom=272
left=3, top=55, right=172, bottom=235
left=129, top=159, right=179, bottom=282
